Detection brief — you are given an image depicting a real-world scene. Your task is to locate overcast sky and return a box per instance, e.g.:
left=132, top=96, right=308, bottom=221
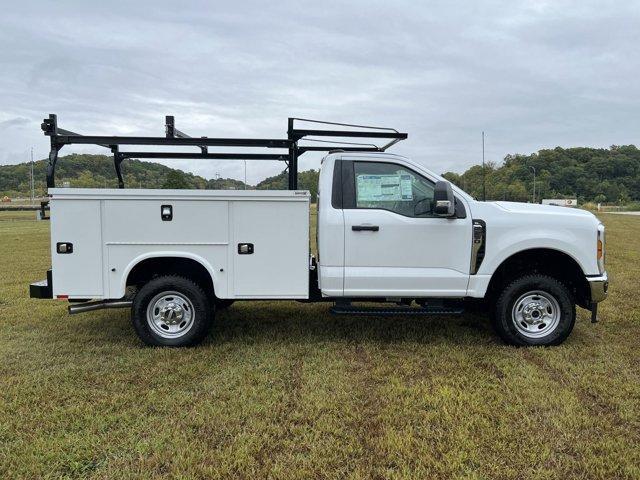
left=1, top=0, right=638, bottom=184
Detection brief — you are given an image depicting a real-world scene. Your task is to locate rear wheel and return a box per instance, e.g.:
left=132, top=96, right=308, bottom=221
left=493, top=274, right=575, bottom=346
left=132, top=275, right=213, bottom=347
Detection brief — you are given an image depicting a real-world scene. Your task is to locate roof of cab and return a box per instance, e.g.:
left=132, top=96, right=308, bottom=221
left=323, top=151, right=410, bottom=162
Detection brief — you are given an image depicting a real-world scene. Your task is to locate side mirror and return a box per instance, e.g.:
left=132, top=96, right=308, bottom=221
left=433, top=181, right=455, bottom=217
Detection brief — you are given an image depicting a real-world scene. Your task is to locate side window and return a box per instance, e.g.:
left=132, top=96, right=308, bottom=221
left=353, top=162, right=436, bottom=217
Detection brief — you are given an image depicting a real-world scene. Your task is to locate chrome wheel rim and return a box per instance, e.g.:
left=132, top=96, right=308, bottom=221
left=146, top=291, right=195, bottom=339
left=511, top=290, right=561, bottom=339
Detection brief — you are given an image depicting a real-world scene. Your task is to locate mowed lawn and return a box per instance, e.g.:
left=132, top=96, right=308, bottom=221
left=0, top=210, right=638, bottom=480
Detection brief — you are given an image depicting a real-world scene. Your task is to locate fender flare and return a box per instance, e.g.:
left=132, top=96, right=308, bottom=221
left=475, top=245, right=590, bottom=302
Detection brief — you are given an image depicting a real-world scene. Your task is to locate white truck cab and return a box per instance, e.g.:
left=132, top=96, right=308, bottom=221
left=30, top=115, right=608, bottom=347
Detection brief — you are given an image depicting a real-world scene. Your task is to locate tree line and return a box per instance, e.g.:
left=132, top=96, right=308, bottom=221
left=0, top=154, right=247, bottom=197
left=1, top=145, right=639, bottom=204
left=443, top=145, right=640, bottom=204
left=0, top=154, right=318, bottom=199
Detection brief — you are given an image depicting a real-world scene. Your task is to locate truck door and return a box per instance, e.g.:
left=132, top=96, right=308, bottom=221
left=340, top=160, right=472, bottom=297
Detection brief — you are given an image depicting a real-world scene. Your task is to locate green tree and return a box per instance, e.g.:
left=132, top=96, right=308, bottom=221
left=443, top=145, right=640, bottom=204
left=162, top=170, right=190, bottom=189
left=256, top=169, right=319, bottom=201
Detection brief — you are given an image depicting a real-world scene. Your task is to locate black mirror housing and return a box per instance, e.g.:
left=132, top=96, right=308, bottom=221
left=433, top=181, right=455, bottom=217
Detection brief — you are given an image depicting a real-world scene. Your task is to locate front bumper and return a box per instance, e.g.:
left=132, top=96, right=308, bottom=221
left=588, top=272, right=608, bottom=304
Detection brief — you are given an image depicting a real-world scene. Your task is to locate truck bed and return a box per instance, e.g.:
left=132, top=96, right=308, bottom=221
left=48, top=188, right=310, bottom=300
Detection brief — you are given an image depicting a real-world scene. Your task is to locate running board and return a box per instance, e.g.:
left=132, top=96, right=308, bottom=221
left=330, top=304, right=464, bottom=316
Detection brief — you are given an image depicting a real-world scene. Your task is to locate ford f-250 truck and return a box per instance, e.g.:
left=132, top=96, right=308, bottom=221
left=30, top=115, right=608, bottom=347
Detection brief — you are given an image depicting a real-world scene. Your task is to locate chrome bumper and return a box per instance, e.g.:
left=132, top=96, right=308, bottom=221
left=588, top=272, right=608, bottom=304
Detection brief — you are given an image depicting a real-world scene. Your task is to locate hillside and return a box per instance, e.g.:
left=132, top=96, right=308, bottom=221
left=0, top=153, right=322, bottom=201
left=443, top=145, right=640, bottom=203
left=2, top=146, right=639, bottom=204
left=255, top=169, right=319, bottom=200
left=0, top=154, right=247, bottom=196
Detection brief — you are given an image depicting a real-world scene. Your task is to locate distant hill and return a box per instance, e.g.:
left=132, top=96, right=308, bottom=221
left=3, top=146, right=638, bottom=204
left=255, top=169, right=319, bottom=201
left=0, top=153, right=321, bottom=201
left=444, top=145, right=640, bottom=204
left=0, top=154, right=247, bottom=196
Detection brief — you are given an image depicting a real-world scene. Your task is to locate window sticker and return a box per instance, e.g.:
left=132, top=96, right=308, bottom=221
left=399, top=174, right=413, bottom=200
left=356, top=174, right=413, bottom=202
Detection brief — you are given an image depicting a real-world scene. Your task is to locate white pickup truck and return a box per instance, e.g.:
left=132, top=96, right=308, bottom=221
left=30, top=116, right=608, bottom=347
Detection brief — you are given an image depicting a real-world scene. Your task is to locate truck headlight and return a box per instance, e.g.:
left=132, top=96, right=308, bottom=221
left=597, top=224, right=605, bottom=274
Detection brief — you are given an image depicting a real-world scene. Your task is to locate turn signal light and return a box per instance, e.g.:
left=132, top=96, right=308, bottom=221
left=597, top=225, right=606, bottom=274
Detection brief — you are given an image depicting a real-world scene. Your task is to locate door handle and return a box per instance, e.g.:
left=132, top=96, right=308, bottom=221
left=352, top=225, right=379, bottom=232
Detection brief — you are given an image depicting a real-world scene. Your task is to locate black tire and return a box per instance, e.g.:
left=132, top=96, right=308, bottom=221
left=215, top=299, right=235, bottom=310
left=492, top=274, right=575, bottom=346
left=131, top=275, right=213, bottom=347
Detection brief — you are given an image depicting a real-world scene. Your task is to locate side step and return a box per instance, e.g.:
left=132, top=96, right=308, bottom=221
left=330, top=303, right=464, bottom=316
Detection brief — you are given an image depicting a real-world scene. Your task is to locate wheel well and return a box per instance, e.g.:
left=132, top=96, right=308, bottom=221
left=126, top=257, right=215, bottom=300
left=485, top=249, right=591, bottom=309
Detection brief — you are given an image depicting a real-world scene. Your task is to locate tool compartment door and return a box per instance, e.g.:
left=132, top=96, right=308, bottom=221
left=231, top=200, right=309, bottom=298
left=50, top=199, right=104, bottom=297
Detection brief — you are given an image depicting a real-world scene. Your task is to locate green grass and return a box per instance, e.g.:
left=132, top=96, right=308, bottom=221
left=1, top=210, right=639, bottom=479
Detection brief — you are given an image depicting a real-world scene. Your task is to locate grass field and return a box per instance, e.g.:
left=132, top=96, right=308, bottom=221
left=0, top=210, right=638, bottom=479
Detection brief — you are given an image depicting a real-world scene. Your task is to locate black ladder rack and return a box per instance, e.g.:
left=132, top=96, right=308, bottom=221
left=41, top=115, right=408, bottom=190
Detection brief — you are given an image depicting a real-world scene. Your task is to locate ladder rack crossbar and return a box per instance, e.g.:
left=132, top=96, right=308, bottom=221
left=41, top=114, right=407, bottom=190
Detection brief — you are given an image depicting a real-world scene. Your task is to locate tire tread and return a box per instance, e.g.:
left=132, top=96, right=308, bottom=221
left=492, top=273, right=576, bottom=346
left=131, top=275, right=213, bottom=347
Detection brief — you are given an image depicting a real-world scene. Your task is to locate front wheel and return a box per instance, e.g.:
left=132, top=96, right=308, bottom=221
left=493, top=274, right=575, bottom=346
left=132, top=275, right=213, bottom=347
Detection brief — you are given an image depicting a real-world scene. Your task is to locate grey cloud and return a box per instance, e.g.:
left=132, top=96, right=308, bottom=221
left=0, top=0, right=638, bottom=183
left=0, top=117, right=31, bottom=129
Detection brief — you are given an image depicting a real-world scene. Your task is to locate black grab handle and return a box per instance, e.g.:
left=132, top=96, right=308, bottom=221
left=352, top=225, right=380, bottom=232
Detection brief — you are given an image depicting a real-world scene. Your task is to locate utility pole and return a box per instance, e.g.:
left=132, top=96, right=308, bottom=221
left=30, top=147, right=35, bottom=204
left=529, top=165, right=536, bottom=203
left=244, top=160, right=247, bottom=190
left=482, top=131, right=486, bottom=201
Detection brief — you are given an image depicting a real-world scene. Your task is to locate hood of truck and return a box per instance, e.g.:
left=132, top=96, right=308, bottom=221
left=492, top=201, right=596, bottom=218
